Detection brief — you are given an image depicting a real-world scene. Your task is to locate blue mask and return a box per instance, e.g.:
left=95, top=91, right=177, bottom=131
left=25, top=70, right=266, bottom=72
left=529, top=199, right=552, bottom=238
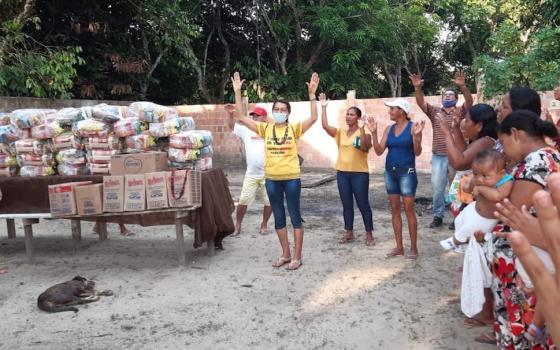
left=442, top=100, right=457, bottom=108
left=272, top=112, right=288, bottom=124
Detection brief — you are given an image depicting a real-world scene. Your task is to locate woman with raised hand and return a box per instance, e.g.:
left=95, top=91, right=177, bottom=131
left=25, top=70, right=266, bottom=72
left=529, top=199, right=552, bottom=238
left=367, top=99, right=425, bottom=260
left=230, top=71, right=319, bottom=271
left=319, top=93, right=374, bottom=245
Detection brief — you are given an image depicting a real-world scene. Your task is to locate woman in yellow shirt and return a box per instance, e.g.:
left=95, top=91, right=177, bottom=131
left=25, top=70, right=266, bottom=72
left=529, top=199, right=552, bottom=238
left=320, top=93, right=374, bottom=246
left=231, top=71, right=319, bottom=271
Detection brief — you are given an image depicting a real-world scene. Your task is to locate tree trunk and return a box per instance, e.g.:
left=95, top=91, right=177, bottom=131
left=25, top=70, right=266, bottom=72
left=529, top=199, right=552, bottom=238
left=286, top=0, right=302, bottom=68
left=214, top=3, right=230, bottom=101
left=0, top=0, right=36, bottom=60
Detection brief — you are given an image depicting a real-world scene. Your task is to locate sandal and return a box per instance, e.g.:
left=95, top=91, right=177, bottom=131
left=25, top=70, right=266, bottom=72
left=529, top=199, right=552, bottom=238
left=365, top=234, right=375, bottom=246
left=385, top=248, right=404, bottom=258
left=405, top=251, right=418, bottom=260
left=120, top=230, right=135, bottom=237
left=286, top=259, right=302, bottom=271
left=464, top=317, right=493, bottom=328
left=339, top=235, right=355, bottom=244
left=272, top=257, right=291, bottom=268
left=259, top=228, right=268, bottom=235
left=474, top=331, right=496, bottom=345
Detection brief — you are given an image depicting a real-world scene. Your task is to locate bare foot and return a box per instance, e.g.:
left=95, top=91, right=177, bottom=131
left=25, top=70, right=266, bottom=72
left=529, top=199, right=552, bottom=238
left=405, top=250, right=418, bottom=260
left=365, top=233, right=375, bottom=246
left=259, top=225, right=268, bottom=235
left=385, top=248, right=404, bottom=258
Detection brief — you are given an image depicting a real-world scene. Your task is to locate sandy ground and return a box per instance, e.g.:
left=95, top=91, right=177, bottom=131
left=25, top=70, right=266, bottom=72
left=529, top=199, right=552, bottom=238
left=0, top=169, right=495, bottom=350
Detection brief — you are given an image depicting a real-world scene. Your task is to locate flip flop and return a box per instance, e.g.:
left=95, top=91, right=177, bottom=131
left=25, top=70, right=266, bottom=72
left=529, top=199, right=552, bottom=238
left=474, top=331, right=496, bottom=345
left=259, top=228, right=268, bottom=235
left=120, top=231, right=135, bottom=237
left=385, top=248, right=404, bottom=258
left=272, top=257, right=291, bottom=268
left=286, top=259, right=302, bottom=271
left=405, top=252, right=418, bottom=260
left=464, top=317, right=493, bottom=328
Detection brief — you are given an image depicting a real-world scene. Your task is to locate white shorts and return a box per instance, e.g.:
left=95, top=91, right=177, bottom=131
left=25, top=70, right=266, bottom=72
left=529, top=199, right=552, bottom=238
left=454, top=202, right=498, bottom=243
left=238, top=175, right=270, bottom=206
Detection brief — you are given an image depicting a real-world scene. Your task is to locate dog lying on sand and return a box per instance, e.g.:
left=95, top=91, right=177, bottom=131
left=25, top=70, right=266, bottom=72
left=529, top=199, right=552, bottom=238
left=37, top=276, right=113, bottom=313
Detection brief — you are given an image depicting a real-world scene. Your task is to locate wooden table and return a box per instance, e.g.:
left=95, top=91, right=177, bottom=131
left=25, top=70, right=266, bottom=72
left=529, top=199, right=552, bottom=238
left=1, top=205, right=212, bottom=265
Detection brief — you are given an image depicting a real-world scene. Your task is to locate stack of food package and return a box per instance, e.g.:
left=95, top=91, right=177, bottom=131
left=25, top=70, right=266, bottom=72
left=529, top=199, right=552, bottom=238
left=168, top=130, right=213, bottom=170
left=0, top=113, right=20, bottom=176
left=53, top=107, right=86, bottom=175
left=11, top=109, right=59, bottom=176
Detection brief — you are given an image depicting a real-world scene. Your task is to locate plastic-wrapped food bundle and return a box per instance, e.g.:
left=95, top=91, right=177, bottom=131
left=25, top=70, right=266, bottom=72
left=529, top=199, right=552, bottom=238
left=10, top=109, right=57, bottom=129
left=168, top=145, right=212, bottom=162
left=87, top=149, right=119, bottom=164
left=17, top=153, right=55, bottom=167
left=129, top=102, right=178, bottom=123
left=0, top=154, right=17, bottom=168
left=57, top=163, right=90, bottom=176
left=169, top=130, right=212, bottom=149
left=89, top=163, right=110, bottom=175
left=55, top=149, right=87, bottom=165
left=86, top=135, right=121, bottom=151
left=73, top=119, right=111, bottom=138
left=20, top=165, right=56, bottom=177
left=0, top=124, right=21, bottom=144
left=20, top=128, right=31, bottom=139
left=149, top=117, right=195, bottom=138
left=0, top=167, right=19, bottom=177
left=0, top=113, right=11, bottom=125
left=195, top=157, right=212, bottom=171
left=56, top=108, right=86, bottom=126
left=91, top=104, right=136, bottom=123
left=15, top=139, right=53, bottom=155
left=0, top=143, right=16, bottom=156
left=53, top=132, right=83, bottom=151
left=113, top=118, right=147, bottom=137
left=124, top=134, right=156, bottom=151
left=31, top=121, right=64, bottom=140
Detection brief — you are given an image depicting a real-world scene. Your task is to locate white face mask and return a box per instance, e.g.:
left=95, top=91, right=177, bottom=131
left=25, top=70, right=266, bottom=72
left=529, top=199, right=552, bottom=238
left=272, top=112, right=288, bottom=124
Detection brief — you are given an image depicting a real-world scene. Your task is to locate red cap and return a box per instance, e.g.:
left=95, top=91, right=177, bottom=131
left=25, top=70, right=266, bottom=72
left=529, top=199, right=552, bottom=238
left=249, top=106, right=267, bottom=117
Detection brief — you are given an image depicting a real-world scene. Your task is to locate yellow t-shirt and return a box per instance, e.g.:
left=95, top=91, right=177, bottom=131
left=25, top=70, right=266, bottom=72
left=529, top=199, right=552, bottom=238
left=335, top=128, right=369, bottom=173
left=256, top=122, right=303, bottom=180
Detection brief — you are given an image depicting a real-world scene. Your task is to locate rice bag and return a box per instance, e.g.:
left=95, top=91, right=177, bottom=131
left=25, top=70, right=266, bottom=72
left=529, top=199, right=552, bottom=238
left=31, top=121, right=64, bottom=140
left=0, top=154, right=17, bottom=168
left=87, top=149, right=119, bottom=164
left=0, top=124, right=21, bottom=144
left=169, top=130, right=212, bottom=149
left=15, top=139, right=53, bottom=155
left=55, top=149, right=87, bottom=165
left=168, top=147, right=200, bottom=162
left=10, top=109, right=57, bottom=128
left=17, top=153, right=55, bottom=167
left=129, top=102, right=178, bottom=123
left=0, top=167, right=19, bottom=177
left=91, top=104, right=131, bottom=123
left=57, top=163, right=90, bottom=176
left=86, top=135, right=121, bottom=151
left=0, top=113, right=11, bottom=125
left=20, top=165, right=56, bottom=177
left=89, top=163, right=110, bottom=175
left=113, top=118, right=147, bottom=137
left=53, top=132, right=83, bottom=151
left=56, top=108, right=86, bottom=126
left=124, top=134, right=156, bottom=151
left=73, top=119, right=111, bottom=138
left=149, top=117, right=195, bottom=138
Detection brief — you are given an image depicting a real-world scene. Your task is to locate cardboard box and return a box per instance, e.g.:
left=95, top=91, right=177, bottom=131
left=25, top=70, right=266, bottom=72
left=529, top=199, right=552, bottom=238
left=146, top=172, right=169, bottom=210
left=48, top=181, right=93, bottom=217
left=124, top=174, right=146, bottom=211
left=110, top=152, right=168, bottom=175
left=103, top=176, right=124, bottom=212
left=166, top=170, right=201, bottom=207
left=74, top=184, right=103, bottom=216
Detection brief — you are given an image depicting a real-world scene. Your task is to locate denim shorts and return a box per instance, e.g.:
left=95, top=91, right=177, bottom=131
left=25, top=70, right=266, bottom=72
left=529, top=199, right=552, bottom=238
left=384, top=166, right=418, bottom=197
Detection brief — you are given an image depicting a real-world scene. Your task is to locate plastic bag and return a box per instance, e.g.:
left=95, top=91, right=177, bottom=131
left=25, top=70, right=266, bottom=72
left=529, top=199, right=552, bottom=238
left=113, top=117, right=147, bottom=137
left=10, top=109, right=57, bottom=128
left=0, top=166, right=19, bottom=177
left=53, top=132, right=83, bottom=151
left=0, top=113, right=11, bottom=126
left=0, top=143, right=16, bottom=156
left=89, top=163, right=110, bottom=175
left=0, top=124, right=21, bottom=144
left=149, top=117, right=195, bottom=138
left=86, top=135, right=121, bottom=151
left=20, top=165, right=56, bottom=177
left=31, top=121, right=64, bottom=140
left=57, top=163, right=90, bottom=176
left=169, top=130, right=212, bottom=149
left=0, top=154, right=17, bottom=168
left=168, top=147, right=200, bottom=162
left=195, top=157, right=212, bottom=171
left=17, top=153, right=55, bottom=167
left=56, top=108, right=86, bottom=126
left=73, top=119, right=111, bottom=138
left=87, top=149, right=119, bottom=164
left=55, top=149, right=87, bottom=165
left=15, top=139, right=53, bottom=155
left=129, top=102, right=178, bottom=123
left=91, top=104, right=133, bottom=123
left=124, top=134, right=156, bottom=151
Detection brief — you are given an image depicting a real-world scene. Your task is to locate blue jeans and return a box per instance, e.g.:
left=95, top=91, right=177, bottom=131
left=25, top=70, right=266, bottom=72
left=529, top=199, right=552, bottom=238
left=384, top=166, right=418, bottom=197
left=265, top=179, right=302, bottom=230
left=431, top=154, right=449, bottom=218
left=337, top=171, right=373, bottom=232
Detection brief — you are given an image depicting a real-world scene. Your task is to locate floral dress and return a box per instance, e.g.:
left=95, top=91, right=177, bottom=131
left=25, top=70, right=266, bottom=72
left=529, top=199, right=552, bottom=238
left=492, top=147, right=560, bottom=349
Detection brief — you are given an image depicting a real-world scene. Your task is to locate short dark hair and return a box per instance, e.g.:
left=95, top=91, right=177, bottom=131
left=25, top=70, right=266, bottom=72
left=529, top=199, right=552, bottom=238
left=498, top=109, right=558, bottom=139
left=469, top=104, right=497, bottom=139
left=509, top=86, right=541, bottom=115
left=272, top=99, right=291, bottom=114
left=473, top=149, right=506, bottom=171
left=348, top=106, right=362, bottom=117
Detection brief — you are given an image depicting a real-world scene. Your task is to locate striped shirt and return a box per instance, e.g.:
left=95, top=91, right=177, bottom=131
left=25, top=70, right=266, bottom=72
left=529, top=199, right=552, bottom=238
left=426, top=103, right=467, bottom=155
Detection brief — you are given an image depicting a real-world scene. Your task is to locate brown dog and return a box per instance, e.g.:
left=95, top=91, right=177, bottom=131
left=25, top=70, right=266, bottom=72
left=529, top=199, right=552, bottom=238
left=37, top=276, right=113, bottom=313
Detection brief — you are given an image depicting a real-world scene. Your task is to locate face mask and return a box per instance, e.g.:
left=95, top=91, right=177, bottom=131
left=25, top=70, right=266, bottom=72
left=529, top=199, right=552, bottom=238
left=442, top=100, right=457, bottom=108
left=272, top=112, right=288, bottom=124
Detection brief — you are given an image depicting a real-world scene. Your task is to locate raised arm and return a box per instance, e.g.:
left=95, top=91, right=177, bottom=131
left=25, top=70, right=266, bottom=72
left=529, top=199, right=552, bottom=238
left=454, top=70, right=473, bottom=110
left=358, top=118, right=372, bottom=153
left=366, top=116, right=388, bottom=156
left=410, top=74, right=427, bottom=114
left=320, top=93, right=337, bottom=137
left=231, top=72, right=258, bottom=133
left=450, top=110, right=467, bottom=151
left=302, top=72, right=320, bottom=133
left=411, top=120, right=425, bottom=156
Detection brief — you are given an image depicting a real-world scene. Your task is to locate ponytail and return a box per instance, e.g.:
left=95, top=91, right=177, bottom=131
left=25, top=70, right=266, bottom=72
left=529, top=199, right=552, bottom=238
left=498, top=109, right=558, bottom=139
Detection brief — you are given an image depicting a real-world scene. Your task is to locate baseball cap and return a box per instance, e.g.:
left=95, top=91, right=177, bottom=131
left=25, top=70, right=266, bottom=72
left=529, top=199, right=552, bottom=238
left=249, top=106, right=267, bottom=117
left=384, top=99, right=411, bottom=114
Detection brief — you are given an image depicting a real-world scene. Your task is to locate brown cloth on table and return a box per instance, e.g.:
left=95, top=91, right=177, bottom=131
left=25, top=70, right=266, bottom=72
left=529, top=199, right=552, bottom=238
left=0, top=168, right=235, bottom=248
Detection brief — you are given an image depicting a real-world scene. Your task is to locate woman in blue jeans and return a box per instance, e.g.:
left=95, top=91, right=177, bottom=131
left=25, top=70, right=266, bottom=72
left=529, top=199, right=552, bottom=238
left=367, top=99, right=425, bottom=259
left=319, top=93, right=374, bottom=245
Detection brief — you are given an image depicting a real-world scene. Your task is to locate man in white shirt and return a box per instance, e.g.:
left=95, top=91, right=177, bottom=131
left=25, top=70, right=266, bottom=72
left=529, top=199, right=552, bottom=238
left=225, top=104, right=272, bottom=236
